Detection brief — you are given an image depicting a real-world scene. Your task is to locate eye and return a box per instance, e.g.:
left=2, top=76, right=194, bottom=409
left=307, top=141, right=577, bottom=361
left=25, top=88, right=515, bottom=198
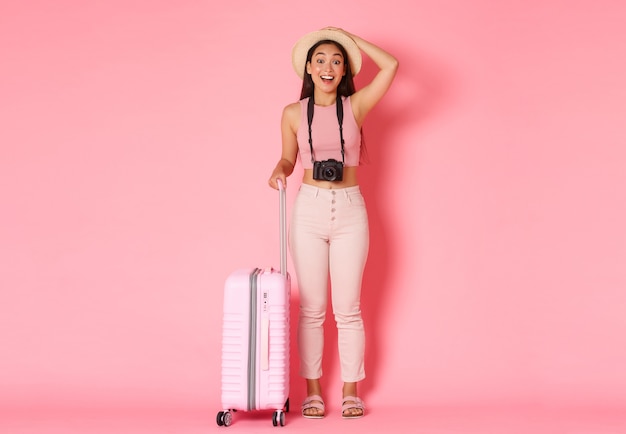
left=333, top=60, right=342, bottom=65
left=316, top=59, right=324, bottom=64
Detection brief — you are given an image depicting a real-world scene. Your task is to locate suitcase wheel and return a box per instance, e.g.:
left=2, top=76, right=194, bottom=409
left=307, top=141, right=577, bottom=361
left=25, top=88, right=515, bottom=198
left=272, top=410, right=286, bottom=427
left=216, top=410, right=232, bottom=427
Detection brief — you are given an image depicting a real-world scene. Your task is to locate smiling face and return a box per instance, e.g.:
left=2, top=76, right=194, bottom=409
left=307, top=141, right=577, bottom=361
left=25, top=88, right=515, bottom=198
left=306, top=42, right=346, bottom=93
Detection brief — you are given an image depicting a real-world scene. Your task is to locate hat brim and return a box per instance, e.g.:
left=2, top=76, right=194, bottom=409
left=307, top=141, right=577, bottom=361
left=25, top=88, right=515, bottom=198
left=291, top=29, right=362, bottom=80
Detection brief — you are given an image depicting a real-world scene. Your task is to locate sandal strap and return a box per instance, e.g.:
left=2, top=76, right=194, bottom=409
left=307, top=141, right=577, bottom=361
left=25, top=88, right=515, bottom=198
left=302, top=395, right=325, bottom=411
left=341, top=396, right=365, bottom=412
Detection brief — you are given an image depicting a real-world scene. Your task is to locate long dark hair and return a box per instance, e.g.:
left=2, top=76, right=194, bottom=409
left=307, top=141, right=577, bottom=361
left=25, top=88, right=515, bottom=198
left=298, top=39, right=369, bottom=164
left=299, top=40, right=356, bottom=100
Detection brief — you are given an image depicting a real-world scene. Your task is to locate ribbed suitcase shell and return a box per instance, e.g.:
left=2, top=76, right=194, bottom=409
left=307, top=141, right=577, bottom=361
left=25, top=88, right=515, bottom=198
left=218, top=181, right=290, bottom=427
left=221, top=268, right=290, bottom=411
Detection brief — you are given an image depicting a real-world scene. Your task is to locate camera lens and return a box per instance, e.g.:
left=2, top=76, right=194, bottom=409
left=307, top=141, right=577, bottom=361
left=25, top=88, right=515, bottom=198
left=323, top=167, right=337, bottom=180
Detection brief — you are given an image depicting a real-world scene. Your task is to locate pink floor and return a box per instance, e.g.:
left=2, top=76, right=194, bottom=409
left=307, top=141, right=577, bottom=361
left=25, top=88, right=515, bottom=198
left=2, top=405, right=625, bottom=434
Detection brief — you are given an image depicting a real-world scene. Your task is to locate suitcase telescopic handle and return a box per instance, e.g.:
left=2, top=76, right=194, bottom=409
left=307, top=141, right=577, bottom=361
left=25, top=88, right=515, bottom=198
left=277, top=179, right=287, bottom=276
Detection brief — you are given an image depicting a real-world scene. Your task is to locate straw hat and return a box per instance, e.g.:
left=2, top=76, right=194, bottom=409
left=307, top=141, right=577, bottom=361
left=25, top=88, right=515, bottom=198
left=291, top=29, right=362, bottom=80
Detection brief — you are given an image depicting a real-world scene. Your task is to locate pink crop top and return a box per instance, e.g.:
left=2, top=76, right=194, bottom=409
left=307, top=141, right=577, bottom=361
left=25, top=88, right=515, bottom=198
left=296, top=96, right=362, bottom=169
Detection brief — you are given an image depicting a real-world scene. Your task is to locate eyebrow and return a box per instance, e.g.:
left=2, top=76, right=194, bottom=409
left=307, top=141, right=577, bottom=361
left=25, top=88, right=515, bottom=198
left=314, top=51, right=344, bottom=58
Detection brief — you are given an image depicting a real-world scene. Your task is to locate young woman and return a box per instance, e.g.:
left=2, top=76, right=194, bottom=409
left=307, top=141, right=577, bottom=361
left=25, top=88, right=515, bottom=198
left=268, top=27, right=398, bottom=419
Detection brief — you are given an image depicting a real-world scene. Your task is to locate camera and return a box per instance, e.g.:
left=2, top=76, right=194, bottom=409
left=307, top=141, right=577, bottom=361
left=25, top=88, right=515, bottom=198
left=313, top=159, right=343, bottom=182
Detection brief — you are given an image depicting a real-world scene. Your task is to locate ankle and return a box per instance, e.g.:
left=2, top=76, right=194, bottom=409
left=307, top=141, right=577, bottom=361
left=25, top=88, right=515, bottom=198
left=342, top=382, right=358, bottom=399
left=306, top=378, right=322, bottom=397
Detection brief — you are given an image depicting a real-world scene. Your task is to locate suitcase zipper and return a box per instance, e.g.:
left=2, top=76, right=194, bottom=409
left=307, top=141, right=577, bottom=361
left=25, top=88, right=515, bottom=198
left=247, top=268, right=262, bottom=411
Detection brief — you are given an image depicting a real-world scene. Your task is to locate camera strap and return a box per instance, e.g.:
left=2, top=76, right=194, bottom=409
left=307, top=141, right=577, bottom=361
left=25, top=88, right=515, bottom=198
left=307, top=95, right=345, bottom=164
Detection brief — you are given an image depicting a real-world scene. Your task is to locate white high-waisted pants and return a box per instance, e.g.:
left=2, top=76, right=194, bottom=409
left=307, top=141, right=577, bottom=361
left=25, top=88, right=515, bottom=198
left=289, top=183, right=369, bottom=382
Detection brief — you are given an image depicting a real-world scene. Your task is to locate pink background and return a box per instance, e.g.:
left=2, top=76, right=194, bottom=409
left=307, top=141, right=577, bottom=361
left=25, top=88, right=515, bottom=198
left=2, top=0, right=626, bottom=432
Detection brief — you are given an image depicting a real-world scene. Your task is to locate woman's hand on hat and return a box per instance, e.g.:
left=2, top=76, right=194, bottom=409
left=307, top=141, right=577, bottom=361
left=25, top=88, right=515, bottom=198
left=322, top=26, right=350, bottom=36
left=322, top=27, right=361, bottom=46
